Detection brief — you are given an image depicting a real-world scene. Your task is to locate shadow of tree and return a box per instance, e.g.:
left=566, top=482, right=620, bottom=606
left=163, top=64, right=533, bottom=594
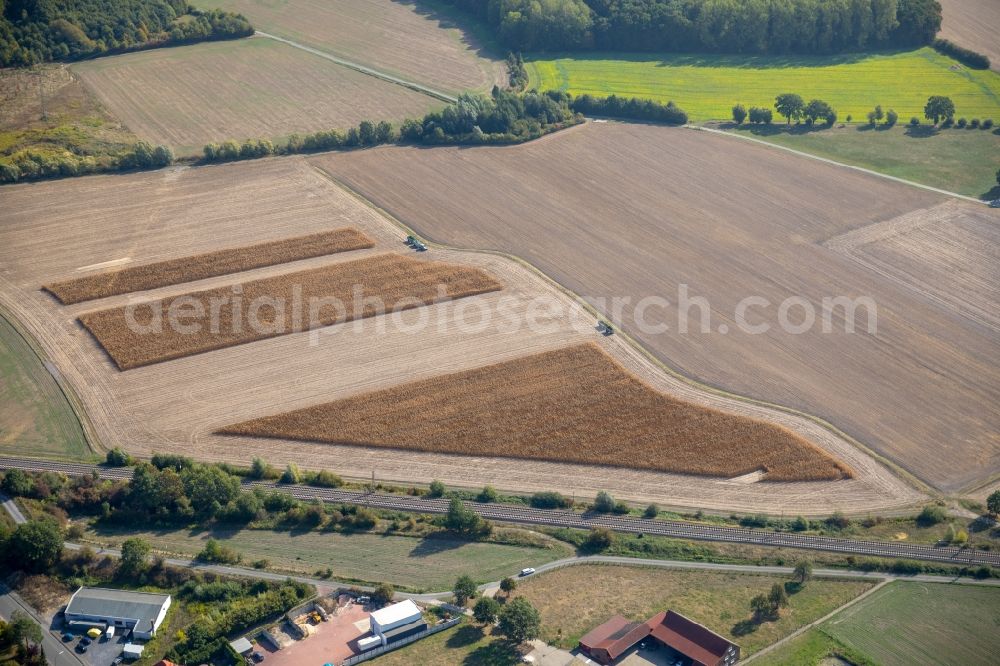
left=446, top=624, right=484, bottom=648
left=463, top=637, right=521, bottom=665
left=409, top=534, right=467, bottom=557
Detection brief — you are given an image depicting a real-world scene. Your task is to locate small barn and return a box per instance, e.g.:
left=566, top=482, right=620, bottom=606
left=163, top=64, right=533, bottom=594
left=578, top=615, right=651, bottom=665
left=367, top=599, right=427, bottom=647
left=646, top=611, right=740, bottom=666
left=578, top=609, right=739, bottom=666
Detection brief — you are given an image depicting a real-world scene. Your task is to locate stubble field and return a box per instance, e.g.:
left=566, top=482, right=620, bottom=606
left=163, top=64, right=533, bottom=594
left=78, top=252, right=501, bottom=369
left=938, top=0, right=1000, bottom=72
left=196, top=0, right=505, bottom=95
left=72, top=37, right=440, bottom=156
left=225, top=342, right=851, bottom=481
left=0, top=156, right=919, bottom=514
left=313, top=122, right=1000, bottom=493
left=45, top=228, right=374, bottom=304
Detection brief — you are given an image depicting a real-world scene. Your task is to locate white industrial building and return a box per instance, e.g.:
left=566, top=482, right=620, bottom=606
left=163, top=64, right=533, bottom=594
left=358, top=599, right=427, bottom=651
left=64, top=587, right=171, bottom=640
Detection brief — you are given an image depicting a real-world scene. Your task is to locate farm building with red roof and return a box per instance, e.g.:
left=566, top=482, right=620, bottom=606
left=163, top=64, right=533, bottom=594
left=577, top=609, right=739, bottom=665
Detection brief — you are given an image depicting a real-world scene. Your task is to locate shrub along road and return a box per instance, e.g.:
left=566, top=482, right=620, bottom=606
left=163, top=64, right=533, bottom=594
left=2, top=457, right=999, bottom=567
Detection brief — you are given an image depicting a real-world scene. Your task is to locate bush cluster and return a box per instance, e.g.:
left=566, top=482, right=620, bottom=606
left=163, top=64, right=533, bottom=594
left=933, top=38, right=990, bottom=70
left=0, top=140, right=171, bottom=184
left=570, top=93, right=687, bottom=124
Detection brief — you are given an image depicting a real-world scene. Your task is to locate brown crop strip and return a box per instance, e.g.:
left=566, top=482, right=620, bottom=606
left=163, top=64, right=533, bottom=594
left=45, top=228, right=375, bottom=304
left=79, top=253, right=502, bottom=370
left=221, top=343, right=852, bottom=482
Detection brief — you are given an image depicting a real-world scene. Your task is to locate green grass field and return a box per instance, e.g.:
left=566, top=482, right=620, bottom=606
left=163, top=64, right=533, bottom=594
left=727, top=123, right=1000, bottom=198
left=0, top=313, right=89, bottom=460
left=84, top=524, right=569, bottom=591
left=528, top=47, right=1000, bottom=123
left=818, top=581, right=1000, bottom=666
left=512, top=564, right=873, bottom=656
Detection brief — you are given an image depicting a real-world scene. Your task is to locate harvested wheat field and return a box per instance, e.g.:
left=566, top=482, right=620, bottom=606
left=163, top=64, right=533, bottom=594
left=0, top=156, right=922, bottom=514
left=197, top=0, right=504, bottom=94
left=938, top=0, right=1000, bottom=71
left=72, top=37, right=439, bottom=155
left=313, top=122, right=1000, bottom=493
left=78, top=252, right=502, bottom=369
left=222, top=342, right=852, bottom=481
left=45, top=228, right=374, bottom=304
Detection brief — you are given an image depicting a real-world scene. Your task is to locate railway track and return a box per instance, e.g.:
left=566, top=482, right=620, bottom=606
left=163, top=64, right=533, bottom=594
left=4, top=456, right=998, bottom=567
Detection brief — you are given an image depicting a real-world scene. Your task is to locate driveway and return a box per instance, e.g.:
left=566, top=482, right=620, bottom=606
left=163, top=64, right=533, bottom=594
left=0, top=583, right=84, bottom=666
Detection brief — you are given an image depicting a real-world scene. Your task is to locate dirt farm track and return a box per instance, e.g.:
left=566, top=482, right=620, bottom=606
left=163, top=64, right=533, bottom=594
left=315, top=122, right=1000, bottom=494
left=0, top=156, right=924, bottom=515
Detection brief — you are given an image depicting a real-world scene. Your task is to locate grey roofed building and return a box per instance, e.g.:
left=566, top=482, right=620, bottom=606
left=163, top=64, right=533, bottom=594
left=64, top=587, right=171, bottom=640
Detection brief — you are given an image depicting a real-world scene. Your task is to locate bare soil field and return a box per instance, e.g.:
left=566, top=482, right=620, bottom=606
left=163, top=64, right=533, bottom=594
left=72, top=37, right=439, bottom=156
left=0, top=156, right=922, bottom=514
left=45, top=228, right=374, bottom=304
left=938, top=0, right=1000, bottom=71
left=79, top=252, right=502, bottom=369
left=825, top=201, right=1000, bottom=333
left=224, top=342, right=850, bottom=481
left=197, top=0, right=505, bottom=94
left=313, top=122, right=1000, bottom=493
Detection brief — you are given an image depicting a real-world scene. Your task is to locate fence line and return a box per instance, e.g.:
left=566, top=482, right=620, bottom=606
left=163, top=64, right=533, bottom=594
left=340, top=618, right=462, bottom=666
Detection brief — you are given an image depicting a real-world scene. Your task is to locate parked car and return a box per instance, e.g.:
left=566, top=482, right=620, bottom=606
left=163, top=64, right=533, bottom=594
left=112, top=658, right=123, bottom=665
left=61, top=632, right=74, bottom=642
left=76, top=643, right=88, bottom=654
left=252, top=652, right=265, bottom=663
left=80, top=637, right=92, bottom=646
left=519, top=568, right=535, bottom=576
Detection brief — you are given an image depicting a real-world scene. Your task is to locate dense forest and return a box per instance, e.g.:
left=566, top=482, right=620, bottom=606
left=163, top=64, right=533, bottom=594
left=441, top=0, right=942, bottom=53
left=0, top=0, right=253, bottom=66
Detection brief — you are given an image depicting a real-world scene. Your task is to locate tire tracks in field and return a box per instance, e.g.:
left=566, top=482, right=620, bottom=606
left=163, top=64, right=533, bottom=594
left=253, top=31, right=457, bottom=104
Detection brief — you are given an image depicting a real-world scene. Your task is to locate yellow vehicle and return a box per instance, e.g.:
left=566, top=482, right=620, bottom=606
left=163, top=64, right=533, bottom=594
left=86, top=627, right=102, bottom=639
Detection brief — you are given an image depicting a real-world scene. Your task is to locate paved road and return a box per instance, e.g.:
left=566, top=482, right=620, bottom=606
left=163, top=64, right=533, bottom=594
left=3, top=456, right=999, bottom=567
left=0, top=583, right=85, bottom=666
left=0, top=492, right=26, bottom=524
left=254, top=31, right=457, bottom=103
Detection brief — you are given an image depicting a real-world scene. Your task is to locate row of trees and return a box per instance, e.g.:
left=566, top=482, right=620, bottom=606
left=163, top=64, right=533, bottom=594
left=0, top=0, right=253, bottom=67
left=441, top=0, right=941, bottom=54
left=0, top=140, right=172, bottom=184
left=733, top=94, right=837, bottom=127
left=202, top=88, right=580, bottom=164
left=570, top=93, right=688, bottom=124
left=933, top=38, right=990, bottom=70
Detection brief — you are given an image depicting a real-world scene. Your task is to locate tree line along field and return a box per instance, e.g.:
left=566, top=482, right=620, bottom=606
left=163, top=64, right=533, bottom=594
left=77, top=252, right=502, bottom=369
left=196, top=0, right=505, bottom=95
left=528, top=48, right=1000, bottom=122
left=314, top=122, right=1000, bottom=494
left=761, top=581, right=1000, bottom=665
left=0, top=313, right=90, bottom=461
left=72, top=37, right=441, bottom=156
left=223, top=343, right=852, bottom=482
